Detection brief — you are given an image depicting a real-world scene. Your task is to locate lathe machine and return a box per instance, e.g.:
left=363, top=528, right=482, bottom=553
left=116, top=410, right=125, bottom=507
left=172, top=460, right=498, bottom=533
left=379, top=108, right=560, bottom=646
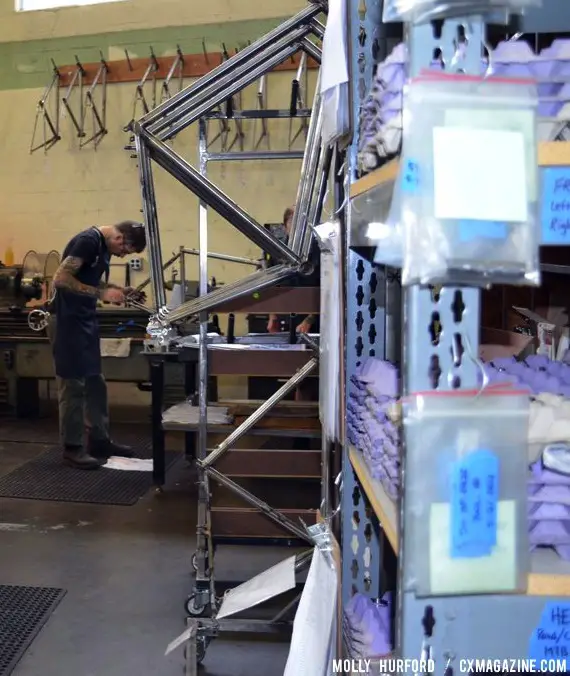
left=0, top=250, right=150, bottom=417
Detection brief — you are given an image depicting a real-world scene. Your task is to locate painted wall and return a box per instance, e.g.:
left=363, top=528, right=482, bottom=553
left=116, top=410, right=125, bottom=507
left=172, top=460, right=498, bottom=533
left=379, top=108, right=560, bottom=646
left=0, top=1, right=315, bottom=405
left=0, top=2, right=315, bottom=292
left=0, top=75, right=312, bottom=292
left=0, top=0, right=307, bottom=42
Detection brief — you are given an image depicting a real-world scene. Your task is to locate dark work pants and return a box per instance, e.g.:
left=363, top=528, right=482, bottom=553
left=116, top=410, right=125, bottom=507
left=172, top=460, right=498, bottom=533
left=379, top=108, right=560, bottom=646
left=57, top=375, right=110, bottom=448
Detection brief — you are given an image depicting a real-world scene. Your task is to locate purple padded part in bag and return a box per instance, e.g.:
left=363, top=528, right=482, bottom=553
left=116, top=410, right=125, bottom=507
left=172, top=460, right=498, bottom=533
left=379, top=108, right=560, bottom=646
left=344, top=592, right=371, bottom=626
left=529, top=520, right=570, bottom=545
left=529, top=462, right=570, bottom=485
left=529, top=502, right=570, bottom=520
left=554, top=545, right=570, bottom=561
left=528, top=484, right=570, bottom=505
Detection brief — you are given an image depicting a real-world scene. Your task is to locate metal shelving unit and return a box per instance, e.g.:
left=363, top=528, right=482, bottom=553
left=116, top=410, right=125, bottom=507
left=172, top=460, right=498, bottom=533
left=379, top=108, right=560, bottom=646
left=341, top=0, right=570, bottom=668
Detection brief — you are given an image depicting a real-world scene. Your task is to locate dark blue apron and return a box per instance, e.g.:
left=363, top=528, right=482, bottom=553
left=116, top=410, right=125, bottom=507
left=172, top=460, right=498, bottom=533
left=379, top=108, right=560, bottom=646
left=53, top=228, right=110, bottom=379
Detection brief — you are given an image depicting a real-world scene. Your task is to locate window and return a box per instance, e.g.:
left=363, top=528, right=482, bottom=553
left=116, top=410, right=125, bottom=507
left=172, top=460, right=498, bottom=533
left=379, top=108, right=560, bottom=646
left=16, top=0, right=125, bottom=11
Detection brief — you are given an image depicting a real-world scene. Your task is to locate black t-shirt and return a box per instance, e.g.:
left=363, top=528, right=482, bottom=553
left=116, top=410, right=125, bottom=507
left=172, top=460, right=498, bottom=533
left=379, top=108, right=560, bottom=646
left=54, top=227, right=109, bottom=322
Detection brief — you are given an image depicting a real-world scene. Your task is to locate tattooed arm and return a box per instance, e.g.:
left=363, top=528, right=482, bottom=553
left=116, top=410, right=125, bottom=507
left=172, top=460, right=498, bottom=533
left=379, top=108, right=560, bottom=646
left=53, top=257, right=101, bottom=297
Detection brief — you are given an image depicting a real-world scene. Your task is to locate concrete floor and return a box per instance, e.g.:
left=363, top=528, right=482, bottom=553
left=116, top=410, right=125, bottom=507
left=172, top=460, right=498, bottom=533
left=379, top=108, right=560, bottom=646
left=0, top=421, right=296, bottom=676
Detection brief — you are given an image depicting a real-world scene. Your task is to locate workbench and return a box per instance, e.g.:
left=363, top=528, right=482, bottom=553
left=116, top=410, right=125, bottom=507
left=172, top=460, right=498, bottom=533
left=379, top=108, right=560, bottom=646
left=0, top=307, right=150, bottom=416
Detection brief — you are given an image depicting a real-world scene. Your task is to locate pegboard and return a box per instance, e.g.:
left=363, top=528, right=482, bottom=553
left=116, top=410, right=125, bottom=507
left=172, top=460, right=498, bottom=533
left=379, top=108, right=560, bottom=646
left=341, top=452, right=382, bottom=605
left=342, top=0, right=392, bottom=607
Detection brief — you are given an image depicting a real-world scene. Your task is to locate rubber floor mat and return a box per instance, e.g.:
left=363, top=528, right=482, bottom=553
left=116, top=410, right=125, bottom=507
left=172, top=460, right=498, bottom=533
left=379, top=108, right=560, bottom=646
left=0, top=421, right=148, bottom=445
left=0, top=585, right=66, bottom=676
left=0, top=441, right=179, bottom=506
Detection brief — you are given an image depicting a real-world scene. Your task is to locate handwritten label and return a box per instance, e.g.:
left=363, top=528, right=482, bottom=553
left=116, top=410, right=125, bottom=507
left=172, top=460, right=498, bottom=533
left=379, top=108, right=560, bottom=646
left=401, top=159, right=419, bottom=194
left=529, top=603, right=570, bottom=661
left=541, top=168, right=570, bottom=245
left=450, top=449, right=499, bottom=558
left=458, top=219, right=508, bottom=242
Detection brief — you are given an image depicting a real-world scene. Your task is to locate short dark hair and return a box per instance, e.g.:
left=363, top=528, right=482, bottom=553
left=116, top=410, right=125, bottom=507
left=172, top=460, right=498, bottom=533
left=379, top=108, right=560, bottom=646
left=115, top=220, right=146, bottom=253
left=283, top=206, right=294, bottom=225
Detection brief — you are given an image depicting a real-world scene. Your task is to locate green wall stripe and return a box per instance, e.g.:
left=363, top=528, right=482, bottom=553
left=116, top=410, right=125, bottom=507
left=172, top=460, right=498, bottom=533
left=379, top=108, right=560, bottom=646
left=0, top=18, right=286, bottom=90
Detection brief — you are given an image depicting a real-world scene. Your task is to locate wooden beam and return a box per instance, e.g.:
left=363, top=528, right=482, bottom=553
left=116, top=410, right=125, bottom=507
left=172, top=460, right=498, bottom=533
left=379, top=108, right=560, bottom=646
left=209, top=348, right=315, bottom=376
left=210, top=507, right=317, bottom=538
left=215, top=286, right=320, bottom=314
left=58, top=52, right=318, bottom=87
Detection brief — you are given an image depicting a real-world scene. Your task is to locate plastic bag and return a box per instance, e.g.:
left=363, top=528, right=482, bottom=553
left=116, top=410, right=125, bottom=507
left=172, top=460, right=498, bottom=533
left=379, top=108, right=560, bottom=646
left=402, top=385, right=530, bottom=596
left=371, top=177, right=403, bottom=267
left=320, top=0, right=350, bottom=145
left=400, top=71, right=540, bottom=287
left=315, top=220, right=342, bottom=443
left=383, top=0, right=540, bottom=24
left=322, top=83, right=350, bottom=147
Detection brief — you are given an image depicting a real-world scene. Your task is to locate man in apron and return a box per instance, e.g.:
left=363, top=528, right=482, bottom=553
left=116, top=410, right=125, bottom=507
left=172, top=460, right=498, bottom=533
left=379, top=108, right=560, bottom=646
left=51, top=221, right=147, bottom=470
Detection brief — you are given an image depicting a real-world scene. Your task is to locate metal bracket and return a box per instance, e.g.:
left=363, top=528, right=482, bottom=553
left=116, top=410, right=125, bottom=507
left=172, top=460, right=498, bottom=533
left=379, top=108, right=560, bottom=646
left=30, top=59, right=61, bottom=154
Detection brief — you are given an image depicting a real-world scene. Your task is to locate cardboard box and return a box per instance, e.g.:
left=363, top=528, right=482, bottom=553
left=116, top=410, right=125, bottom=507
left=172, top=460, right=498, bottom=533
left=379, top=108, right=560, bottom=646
left=512, top=306, right=567, bottom=360
left=479, top=327, right=535, bottom=361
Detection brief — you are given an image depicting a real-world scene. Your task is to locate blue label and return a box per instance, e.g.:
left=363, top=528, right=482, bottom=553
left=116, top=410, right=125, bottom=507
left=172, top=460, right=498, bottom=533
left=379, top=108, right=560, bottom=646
left=529, top=603, right=570, bottom=662
left=458, top=219, right=508, bottom=242
left=401, top=159, right=419, bottom=194
left=542, top=168, right=570, bottom=245
left=450, top=449, right=499, bottom=558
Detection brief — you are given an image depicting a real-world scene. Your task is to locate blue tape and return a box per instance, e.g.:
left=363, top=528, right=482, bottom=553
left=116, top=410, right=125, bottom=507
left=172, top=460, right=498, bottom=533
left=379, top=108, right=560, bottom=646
left=529, top=603, right=570, bottom=663
left=450, top=449, right=499, bottom=558
left=401, top=159, right=419, bottom=194
left=542, top=168, right=570, bottom=245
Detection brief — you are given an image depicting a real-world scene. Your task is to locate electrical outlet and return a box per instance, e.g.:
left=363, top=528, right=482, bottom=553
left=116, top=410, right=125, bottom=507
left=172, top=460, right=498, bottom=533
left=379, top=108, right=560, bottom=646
left=129, top=257, right=143, bottom=271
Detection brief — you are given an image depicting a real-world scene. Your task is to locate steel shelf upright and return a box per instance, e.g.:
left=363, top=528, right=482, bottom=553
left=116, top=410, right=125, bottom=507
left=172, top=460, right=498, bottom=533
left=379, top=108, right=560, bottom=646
left=341, top=0, right=397, bottom=611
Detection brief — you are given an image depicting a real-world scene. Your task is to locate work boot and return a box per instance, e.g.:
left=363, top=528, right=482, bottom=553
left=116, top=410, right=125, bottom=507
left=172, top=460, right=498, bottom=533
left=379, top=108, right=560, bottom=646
left=63, top=446, right=104, bottom=470
left=88, top=438, right=135, bottom=460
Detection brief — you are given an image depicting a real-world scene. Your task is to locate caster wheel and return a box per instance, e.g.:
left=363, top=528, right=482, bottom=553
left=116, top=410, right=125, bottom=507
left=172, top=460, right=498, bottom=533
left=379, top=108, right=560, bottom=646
left=154, top=486, right=163, bottom=495
left=196, top=636, right=209, bottom=665
left=185, top=594, right=208, bottom=617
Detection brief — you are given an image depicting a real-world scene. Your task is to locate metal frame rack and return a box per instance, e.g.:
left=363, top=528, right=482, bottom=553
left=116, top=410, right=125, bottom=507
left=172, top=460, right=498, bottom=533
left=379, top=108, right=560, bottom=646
left=342, top=0, right=570, bottom=671
left=131, top=3, right=346, bottom=671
